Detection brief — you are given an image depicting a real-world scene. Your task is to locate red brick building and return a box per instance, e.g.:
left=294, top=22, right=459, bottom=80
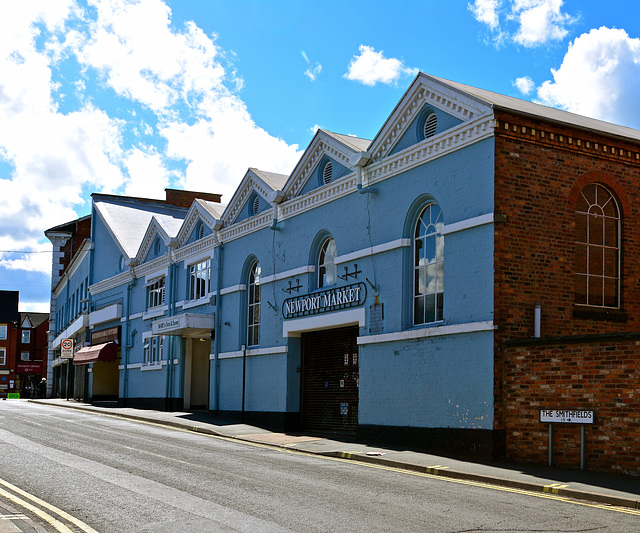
left=0, top=291, right=49, bottom=398
left=489, top=107, right=640, bottom=475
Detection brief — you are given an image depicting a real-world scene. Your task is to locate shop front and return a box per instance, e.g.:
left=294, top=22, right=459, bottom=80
left=15, top=361, right=44, bottom=398
left=73, top=327, right=120, bottom=403
left=152, top=313, right=215, bottom=409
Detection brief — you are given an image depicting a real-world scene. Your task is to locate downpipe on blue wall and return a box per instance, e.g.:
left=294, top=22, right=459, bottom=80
left=123, top=270, right=138, bottom=406
left=213, top=243, right=224, bottom=412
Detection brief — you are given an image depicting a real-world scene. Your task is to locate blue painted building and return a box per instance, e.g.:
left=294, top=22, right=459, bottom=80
left=45, top=73, right=565, bottom=458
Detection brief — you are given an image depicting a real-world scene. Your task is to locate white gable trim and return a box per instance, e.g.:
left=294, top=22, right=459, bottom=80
left=284, top=131, right=360, bottom=199
left=368, top=73, right=491, bottom=162
left=222, top=170, right=277, bottom=226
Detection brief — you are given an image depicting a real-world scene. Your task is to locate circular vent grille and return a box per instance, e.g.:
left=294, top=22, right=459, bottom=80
left=252, top=196, right=260, bottom=216
left=423, top=112, right=437, bottom=139
left=323, top=161, right=333, bottom=185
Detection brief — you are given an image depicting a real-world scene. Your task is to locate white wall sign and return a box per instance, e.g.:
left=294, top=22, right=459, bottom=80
left=539, top=409, right=594, bottom=424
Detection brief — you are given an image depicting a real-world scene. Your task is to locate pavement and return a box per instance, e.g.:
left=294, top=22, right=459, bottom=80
left=28, top=398, right=640, bottom=511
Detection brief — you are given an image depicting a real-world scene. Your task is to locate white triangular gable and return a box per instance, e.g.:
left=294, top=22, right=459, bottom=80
left=367, top=72, right=492, bottom=163
left=222, top=168, right=287, bottom=225
left=135, top=216, right=177, bottom=265
left=177, top=199, right=226, bottom=247
left=283, top=129, right=370, bottom=199
left=21, top=316, right=33, bottom=328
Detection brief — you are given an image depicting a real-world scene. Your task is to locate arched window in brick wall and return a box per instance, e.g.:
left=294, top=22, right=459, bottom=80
left=575, top=183, right=620, bottom=308
left=414, top=204, right=444, bottom=325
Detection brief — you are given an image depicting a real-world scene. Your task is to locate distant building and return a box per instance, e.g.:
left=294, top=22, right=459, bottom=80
left=0, top=291, right=49, bottom=398
left=46, top=73, right=640, bottom=475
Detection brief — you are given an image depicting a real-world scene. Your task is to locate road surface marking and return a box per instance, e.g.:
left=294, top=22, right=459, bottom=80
left=0, top=477, right=98, bottom=533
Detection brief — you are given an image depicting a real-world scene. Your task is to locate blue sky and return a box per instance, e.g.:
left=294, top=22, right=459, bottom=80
left=1, top=0, right=639, bottom=311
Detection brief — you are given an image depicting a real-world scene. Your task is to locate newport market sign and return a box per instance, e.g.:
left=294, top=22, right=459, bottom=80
left=283, top=282, right=366, bottom=319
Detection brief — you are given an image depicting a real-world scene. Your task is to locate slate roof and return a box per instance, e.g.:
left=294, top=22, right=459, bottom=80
left=250, top=168, right=289, bottom=191
left=428, top=73, right=640, bottom=143
left=322, top=130, right=372, bottom=152
left=93, top=198, right=188, bottom=258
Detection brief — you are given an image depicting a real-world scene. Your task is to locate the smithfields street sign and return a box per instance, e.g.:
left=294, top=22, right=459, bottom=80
left=283, top=282, right=366, bottom=319
left=539, top=409, right=595, bottom=424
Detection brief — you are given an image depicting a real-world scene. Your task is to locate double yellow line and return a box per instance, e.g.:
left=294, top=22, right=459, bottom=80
left=0, top=477, right=98, bottom=533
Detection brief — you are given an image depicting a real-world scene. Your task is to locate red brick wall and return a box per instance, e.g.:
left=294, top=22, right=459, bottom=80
left=504, top=339, right=640, bottom=475
left=493, top=110, right=640, bottom=474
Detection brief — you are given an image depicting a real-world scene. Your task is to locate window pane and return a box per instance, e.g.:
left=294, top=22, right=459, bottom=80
left=588, top=276, right=603, bottom=306
left=424, top=293, right=436, bottom=323
left=588, top=216, right=604, bottom=245
left=604, top=248, right=618, bottom=278
left=425, top=234, right=436, bottom=263
left=604, top=278, right=619, bottom=307
left=414, top=295, right=425, bottom=325
left=426, top=264, right=437, bottom=293
left=415, top=268, right=426, bottom=296
left=436, top=262, right=444, bottom=292
left=588, top=246, right=603, bottom=276
left=604, top=218, right=618, bottom=247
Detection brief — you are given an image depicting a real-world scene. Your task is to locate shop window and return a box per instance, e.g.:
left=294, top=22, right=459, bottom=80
left=318, top=238, right=337, bottom=288
left=147, top=277, right=166, bottom=309
left=143, top=335, right=163, bottom=365
left=247, top=261, right=261, bottom=347
left=575, top=183, right=620, bottom=308
left=413, top=204, right=444, bottom=325
left=189, top=259, right=211, bottom=301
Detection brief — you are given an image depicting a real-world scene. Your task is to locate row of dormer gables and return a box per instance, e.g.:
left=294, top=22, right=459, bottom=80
left=92, top=72, right=497, bottom=271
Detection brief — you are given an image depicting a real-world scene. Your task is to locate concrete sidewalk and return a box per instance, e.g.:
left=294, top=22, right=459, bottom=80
left=29, top=399, right=640, bottom=510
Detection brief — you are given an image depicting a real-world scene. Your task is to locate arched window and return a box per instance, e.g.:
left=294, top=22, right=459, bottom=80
left=318, top=238, right=337, bottom=288
left=414, top=204, right=444, bottom=325
left=575, top=183, right=620, bottom=308
left=247, top=261, right=261, bottom=346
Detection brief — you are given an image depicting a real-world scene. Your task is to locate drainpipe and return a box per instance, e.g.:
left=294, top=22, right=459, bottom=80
left=212, top=220, right=224, bottom=412
left=534, top=303, right=541, bottom=338
left=241, top=343, right=247, bottom=422
left=165, top=239, right=179, bottom=410
left=123, top=260, right=138, bottom=407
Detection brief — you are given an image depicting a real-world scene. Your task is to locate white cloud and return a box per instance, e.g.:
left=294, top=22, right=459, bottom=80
left=304, top=63, right=322, bottom=82
left=0, top=0, right=302, bottom=305
left=468, top=0, right=500, bottom=30
left=511, top=0, right=573, bottom=47
left=537, top=27, right=640, bottom=128
left=123, top=147, right=169, bottom=199
left=469, top=0, right=574, bottom=47
left=514, top=75, right=535, bottom=95
left=344, top=45, right=417, bottom=87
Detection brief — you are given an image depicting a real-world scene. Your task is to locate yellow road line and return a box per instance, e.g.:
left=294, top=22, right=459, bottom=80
left=0, top=477, right=99, bottom=533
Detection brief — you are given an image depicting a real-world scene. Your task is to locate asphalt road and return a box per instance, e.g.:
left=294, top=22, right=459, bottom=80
left=0, top=400, right=637, bottom=532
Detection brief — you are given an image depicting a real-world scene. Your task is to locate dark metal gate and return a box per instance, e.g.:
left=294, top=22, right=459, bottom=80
left=301, top=326, right=359, bottom=436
